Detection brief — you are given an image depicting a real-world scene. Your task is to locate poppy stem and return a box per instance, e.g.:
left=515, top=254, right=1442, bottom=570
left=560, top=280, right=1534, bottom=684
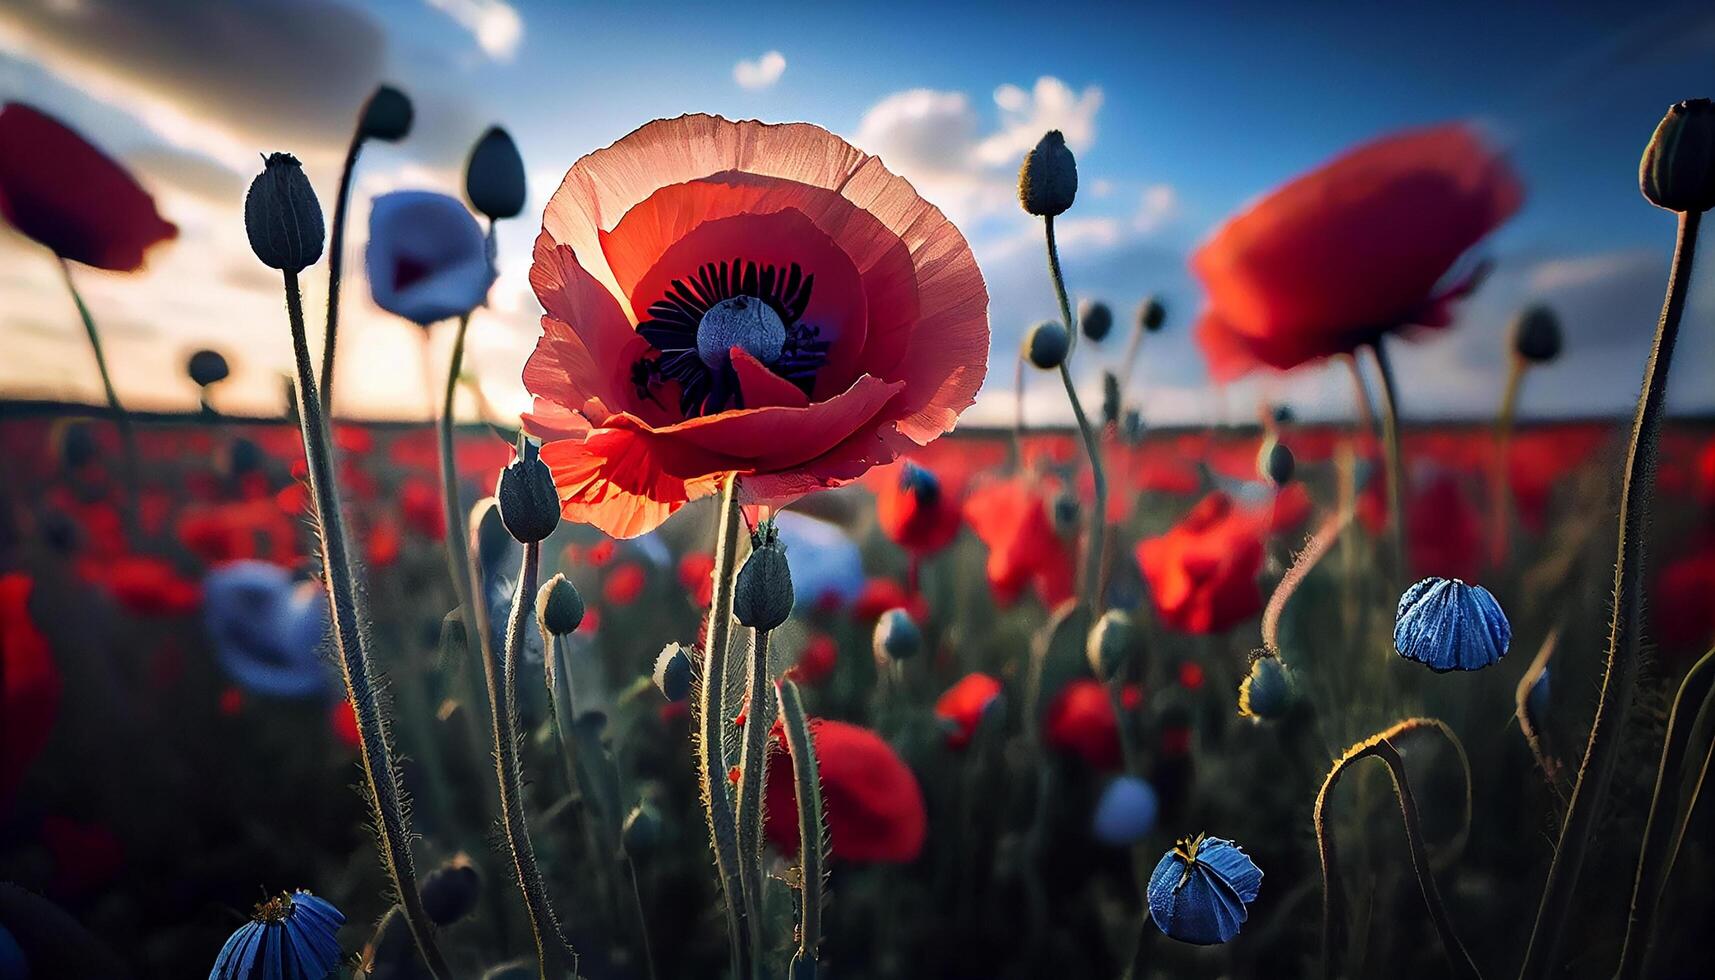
left=280, top=269, right=451, bottom=980
left=1513, top=631, right=1565, bottom=801
left=778, top=678, right=827, bottom=979
left=319, top=128, right=365, bottom=419
left=1521, top=207, right=1699, bottom=980
left=1489, top=354, right=1526, bottom=568
left=1043, top=216, right=1109, bottom=613
left=734, top=626, right=776, bottom=977
left=1367, top=340, right=1407, bottom=579
left=437, top=312, right=485, bottom=702
left=697, top=474, right=751, bottom=978
left=58, top=257, right=140, bottom=538
left=1012, top=351, right=1028, bottom=471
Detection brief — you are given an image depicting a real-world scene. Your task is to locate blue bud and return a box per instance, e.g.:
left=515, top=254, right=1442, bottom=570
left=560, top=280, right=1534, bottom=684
left=653, top=643, right=693, bottom=702
left=466, top=125, right=527, bottom=221
left=1147, top=835, right=1262, bottom=945
left=1093, top=775, right=1159, bottom=845
left=359, top=84, right=414, bottom=142
left=1025, top=320, right=1069, bottom=369
left=496, top=438, right=560, bottom=543
left=873, top=607, right=922, bottom=662
left=244, top=153, right=324, bottom=273
left=1078, top=298, right=1114, bottom=342
left=1238, top=655, right=1292, bottom=720
left=1393, top=577, right=1511, bottom=672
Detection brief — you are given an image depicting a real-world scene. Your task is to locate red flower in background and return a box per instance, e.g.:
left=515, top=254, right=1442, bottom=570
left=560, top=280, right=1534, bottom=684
left=41, top=816, right=123, bottom=897
left=786, top=631, right=838, bottom=685
left=3, top=574, right=61, bottom=804
left=603, top=562, right=647, bottom=607
left=934, top=673, right=1003, bottom=749
left=851, top=577, right=926, bottom=623
left=177, top=500, right=300, bottom=565
left=0, top=103, right=177, bottom=270
left=523, top=115, right=988, bottom=538
left=331, top=700, right=361, bottom=749
left=1136, top=492, right=1264, bottom=634
left=876, top=461, right=963, bottom=557
left=400, top=478, right=446, bottom=541
left=1407, top=472, right=1483, bottom=581
left=1655, top=550, right=1715, bottom=659
left=1044, top=679, right=1121, bottom=770
left=763, top=717, right=925, bottom=863
left=1193, top=124, right=1521, bottom=380
left=79, top=556, right=200, bottom=616
left=963, top=477, right=1075, bottom=609
left=678, top=551, right=716, bottom=607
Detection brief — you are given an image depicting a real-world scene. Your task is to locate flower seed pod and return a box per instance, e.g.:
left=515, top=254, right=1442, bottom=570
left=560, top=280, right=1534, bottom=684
left=873, top=607, right=922, bottom=662
left=466, top=125, right=527, bottom=222
left=1086, top=609, right=1137, bottom=682
left=359, top=84, right=414, bottom=143
left=1640, top=98, right=1715, bottom=213
left=1259, top=440, right=1295, bottom=487
left=496, top=438, right=560, bottom=543
left=244, top=152, right=324, bottom=272
left=1025, top=320, right=1069, bottom=369
left=1137, top=295, right=1167, bottom=333
left=734, top=522, right=794, bottom=630
left=1510, top=304, right=1562, bottom=364
left=1018, top=130, right=1078, bottom=217
left=420, top=855, right=481, bottom=925
left=536, top=573, right=584, bottom=636
left=653, top=643, right=692, bottom=702
left=1237, top=655, right=1292, bottom=721
left=186, top=349, right=230, bottom=388
left=1079, top=298, right=1114, bottom=342
left=622, top=801, right=663, bottom=857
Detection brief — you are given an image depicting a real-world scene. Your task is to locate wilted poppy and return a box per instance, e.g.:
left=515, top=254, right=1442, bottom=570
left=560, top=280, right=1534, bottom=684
left=1193, top=124, right=1521, bottom=379
left=0, top=103, right=177, bottom=270
left=2, top=574, right=60, bottom=804
left=963, top=476, right=1075, bottom=608
left=523, top=114, right=989, bottom=538
left=1136, top=492, right=1264, bottom=634
left=1147, top=834, right=1263, bottom=945
left=1394, top=576, right=1511, bottom=672
left=934, top=672, right=1003, bottom=749
left=763, top=717, right=926, bottom=863
left=365, top=190, right=496, bottom=326
left=876, top=461, right=963, bottom=557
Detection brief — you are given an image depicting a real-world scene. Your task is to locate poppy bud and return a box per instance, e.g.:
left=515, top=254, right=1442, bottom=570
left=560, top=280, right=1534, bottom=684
left=244, top=152, right=324, bottom=272
left=1272, top=405, right=1294, bottom=426
left=1079, top=299, right=1114, bottom=342
left=1018, top=130, right=1078, bottom=217
left=622, top=801, right=663, bottom=857
left=734, top=522, right=794, bottom=630
left=1238, top=655, right=1292, bottom=721
left=1510, top=305, right=1562, bottom=364
left=1639, top=98, right=1715, bottom=213
left=873, top=607, right=922, bottom=662
left=1147, top=835, right=1263, bottom=945
left=536, top=573, right=584, bottom=636
left=653, top=643, right=692, bottom=702
left=187, top=349, right=230, bottom=388
left=1086, top=609, right=1137, bottom=681
left=1025, top=320, right=1069, bottom=369
left=496, top=439, right=560, bottom=543
left=466, top=125, right=527, bottom=222
left=1093, top=775, right=1159, bottom=845
left=1101, top=371, right=1121, bottom=427
left=1121, top=408, right=1145, bottom=444
left=420, top=855, right=481, bottom=925
left=1259, top=441, right=1295, bottom=487
left=1137, top=295, right=1167, bottom=333
left=359, top=84, right=414, bottom=143
left=1051, top=489, right=1081, bottom=538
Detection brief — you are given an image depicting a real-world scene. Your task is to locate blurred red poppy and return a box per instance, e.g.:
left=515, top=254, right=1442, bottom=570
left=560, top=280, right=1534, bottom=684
left=1407, top=472, right=1483, bottom=581
left=177, top=500, right=300, bottom=566
left=678, top=551, right=716, bottom=607
left=331, top=700, right=361, bottom=749
left=876, top=461, right=963, bottom=557
left=1193, top=124, right=1521, bottom=380
left=79, top=556, right=201, bottom=616
left=1044, top=679, right=1121, bottom=770
left=786, top=631, right=838, bottom=685
left=2, top=574, right=60, bottom=804
left=603, top=562, right=647, bottom=607
left=400, top=478, right=446, bottom=541
left=42, top=815, right=123, bottom=896
left=763, top=717, right=926, bottom=862
left=0, top=103, right=178, bottom=270
left=934, top=672, right=1002, bottom=749
left=851, top=577, right=926, bottom=623
left=1655, top=550, right=1715, bottom=659
left=963, top=477, right=1075, bottom=609
left=1136, top=492, right=1264, bottom=634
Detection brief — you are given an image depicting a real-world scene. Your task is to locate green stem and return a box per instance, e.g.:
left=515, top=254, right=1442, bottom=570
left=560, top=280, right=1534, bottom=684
left=59, top=258, right=140, bottom=536
left=624, top=854, right=660, bottom=980
left=281, top=270, right=450, bottom=980
left=1044, top=215, right=1108, bottom=613
left=1521, top=208, right=1698, bottom=980
left=735, top=627, right=776, bottom=976
left=778, top=679, right=825, bottom=979
left=1491, top=355, right=1525, bottom=569
left=319, top=130, right=364, bottom=419
left=1368, top=340, right=1408, bottom=580
left=437, top=313, right=483, bottom=692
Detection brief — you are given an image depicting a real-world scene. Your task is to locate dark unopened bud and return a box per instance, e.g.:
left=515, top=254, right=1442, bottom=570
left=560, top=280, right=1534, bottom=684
left=221, top=436, right=261, bottom=479
left=653, top=643, right=692, bottom=702
left=1018, top=130, right=1078, bottom=217
left=187, top=349, right=230, bottom=388
left=420, top=855, right=481, bottom=925
left=1510, top=305, right=1562, bottom=364
left=1272, top=404, right=1294, bottom=426
left=1101, top=371, right=1121, bottom=427
left=1051, top=489, right=1081, bottom=537
left=1087, top=609, right=1137, bottom=681
left=466, top=126, right=527, bottom=221
left=359, top=84, right=414, bottom=142
left=1025, top=320, right=1069, bottom=369
left=734, top=522, right=794, bottom=630
left=1079, top=299, right=1114, bottom=342
left=1121, top=408, right=1144, bottom=444
left=1260, top=441, right=1295, bottom=487
left=496, top=438, right=560, bottom=543
left=1238, top=655, right=1293, bottom=721
left=873, top=607, right=922, bottom=662
left=244, top=152, right=324, bottom=272
left=900, top=461, right=942, bottom=508
left=1137, top=295, right=1167, bottom=333
left=622, top=801, right=663, bottom=857
left=536, top=573, right=584, bottom=636
left=56, top=420, right=97, bottom=470
left=1640, top=98, right=1715, bottom=213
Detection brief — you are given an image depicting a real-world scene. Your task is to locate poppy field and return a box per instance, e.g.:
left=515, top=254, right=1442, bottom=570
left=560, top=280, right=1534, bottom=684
left=4, top=34, right=1715, bottom=980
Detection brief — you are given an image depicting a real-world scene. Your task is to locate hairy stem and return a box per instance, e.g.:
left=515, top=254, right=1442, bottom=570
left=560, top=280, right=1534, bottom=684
left=735, top=627, right=776, bottom=977
left=1044, top=215, right=1108, bottom=613
left=778, top=679, right=825, bottom=979
left=697, top=474, right=750, bottom=977
left=319, top=130, right=364, bottom=418
left=59, top=258, right=140, bottom=536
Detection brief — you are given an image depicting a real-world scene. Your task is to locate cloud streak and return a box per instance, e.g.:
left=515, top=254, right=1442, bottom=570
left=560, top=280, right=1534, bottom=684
left=733, top=50, right=787, bottom=90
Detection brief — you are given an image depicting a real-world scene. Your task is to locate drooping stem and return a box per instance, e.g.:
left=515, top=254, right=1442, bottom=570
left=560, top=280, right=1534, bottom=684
left=1521, top=208, right=1699, bottom=980
left=319, top=130, right=364, bottom=418
left=494, top=541, right=578, bottom=978
left=1490, top=355, right=1526, bottom=568
left=1044, top=215, right=1108, bottom=613
left=778, top=679, right=826, bottom=979
left=281, top=270, right=450, bottom=980
left=59, top=258, right=140, bottom=536
left=1261, top=510, right=1353, bottom=666
left=1514, top=630, right=1565, bottom=800
left=1368, top=340, right=1408, bottom=579
left=696, top=474, right=750, bottom=977
left=735, top=627, right=776, bottom=976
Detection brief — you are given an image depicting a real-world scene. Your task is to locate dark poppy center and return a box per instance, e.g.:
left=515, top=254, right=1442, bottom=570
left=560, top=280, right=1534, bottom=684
left=393, top=255, right=433, bottom=291
left=697, top=296, right=785, bottom=368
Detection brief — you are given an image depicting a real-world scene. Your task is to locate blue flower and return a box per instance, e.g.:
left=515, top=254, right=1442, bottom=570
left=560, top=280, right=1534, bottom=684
left=203, top=561, right=332, bottom=698
left=1147, top=834, right=1263, bottom=945
left=1092, top=775, right=1159, bottom=845
left=1393, top=577, right=1511, bottom=672
left=365, top=190, right=495, bottom=327
left=773, top=511, right=864, bottom=608
left=1238, top=655, right=1292, bottom=720
left=209, top=891, right=344, bottom=980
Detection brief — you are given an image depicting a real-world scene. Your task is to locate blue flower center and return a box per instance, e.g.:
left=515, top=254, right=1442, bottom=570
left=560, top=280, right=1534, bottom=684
left=697, top=295, right=785, bottom=368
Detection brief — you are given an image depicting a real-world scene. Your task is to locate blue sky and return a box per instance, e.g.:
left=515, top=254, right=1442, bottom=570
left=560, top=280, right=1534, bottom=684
left=2, top=0, right=1712, bottom=425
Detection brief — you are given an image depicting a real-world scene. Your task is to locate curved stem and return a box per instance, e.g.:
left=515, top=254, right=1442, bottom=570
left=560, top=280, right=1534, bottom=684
left=1368, top=340, right=1407, bottom=580
left=779, top=679, right=826, bottom=978
left=735, top=627, right=776, bottom=977
left=1044, top=216, right=1108, bottom=613
left=1514, top=630, right=1565, bottom=801
left=59, top=258, right=139, bottom=537
left=319, top=130, right=364, bottom=419
left=697, top=474, right=750, bottom=977
left=1521, top=208, right=1699, bottom=980
left=281, top=270, right=450, bottom=980
left=1262, top=510, right=1353, bottom=665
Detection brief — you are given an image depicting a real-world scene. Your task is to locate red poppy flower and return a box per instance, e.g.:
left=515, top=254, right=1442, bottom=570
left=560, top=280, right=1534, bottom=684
left=2, top=574, right=60, bottom=804
left=1136, top=492, right=1264, bottom=634
left=79, top=556, right=201, bottom=616
left=523, top=115, right=989, bottom=538
left=1406, top=472, right=1483, bottom=581
left=1655, top=549, right=1715, bottom=659
left=963, top=477, right=1075, bottom=608
left=851, top=577, right=926, bottom=622
left=1259, top=482, right=1314, bottom=535
left=1044, top=679, right=1121, bottom=770
left=876, top=461, right=963, bottom=557
left=331, top=700, right=361, bottom=749
left=42, top=815, right=124, bottom=896
left=603, top=562, right=647, bottom=607
left=763, top=717, right=926, bottom=863
left=934, top=672, right=1003, bottom=749
left=786, top=631, right=838, bottom=685
left=400, top=478, right=446, bottom=541
left=678, top=551, right=716, bottom=607
left=1193, top=124, right=1521, bottom=380
left=177, top=500, right=300, bottom=565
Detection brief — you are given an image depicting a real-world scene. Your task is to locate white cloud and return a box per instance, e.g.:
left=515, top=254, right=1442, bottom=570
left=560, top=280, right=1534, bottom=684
left=424, top=0, right=523, bottom=61
left=1133, top=184, right=1178, bottom=234
left=733, top=50, right=786, bottom=90
left=974, top=77, right=1103, bottom=167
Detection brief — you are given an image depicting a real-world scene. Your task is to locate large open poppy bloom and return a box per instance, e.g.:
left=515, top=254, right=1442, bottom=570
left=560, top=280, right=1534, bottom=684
left=523, top=115, right=989, bottom=538
left=1193, top=124, right=1521, bottom=380
left=1136, top=492, right=1264, bottom=634
left=763, top=717, right=926, bottom=863
left=0, top=103, right=177, bottom=271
